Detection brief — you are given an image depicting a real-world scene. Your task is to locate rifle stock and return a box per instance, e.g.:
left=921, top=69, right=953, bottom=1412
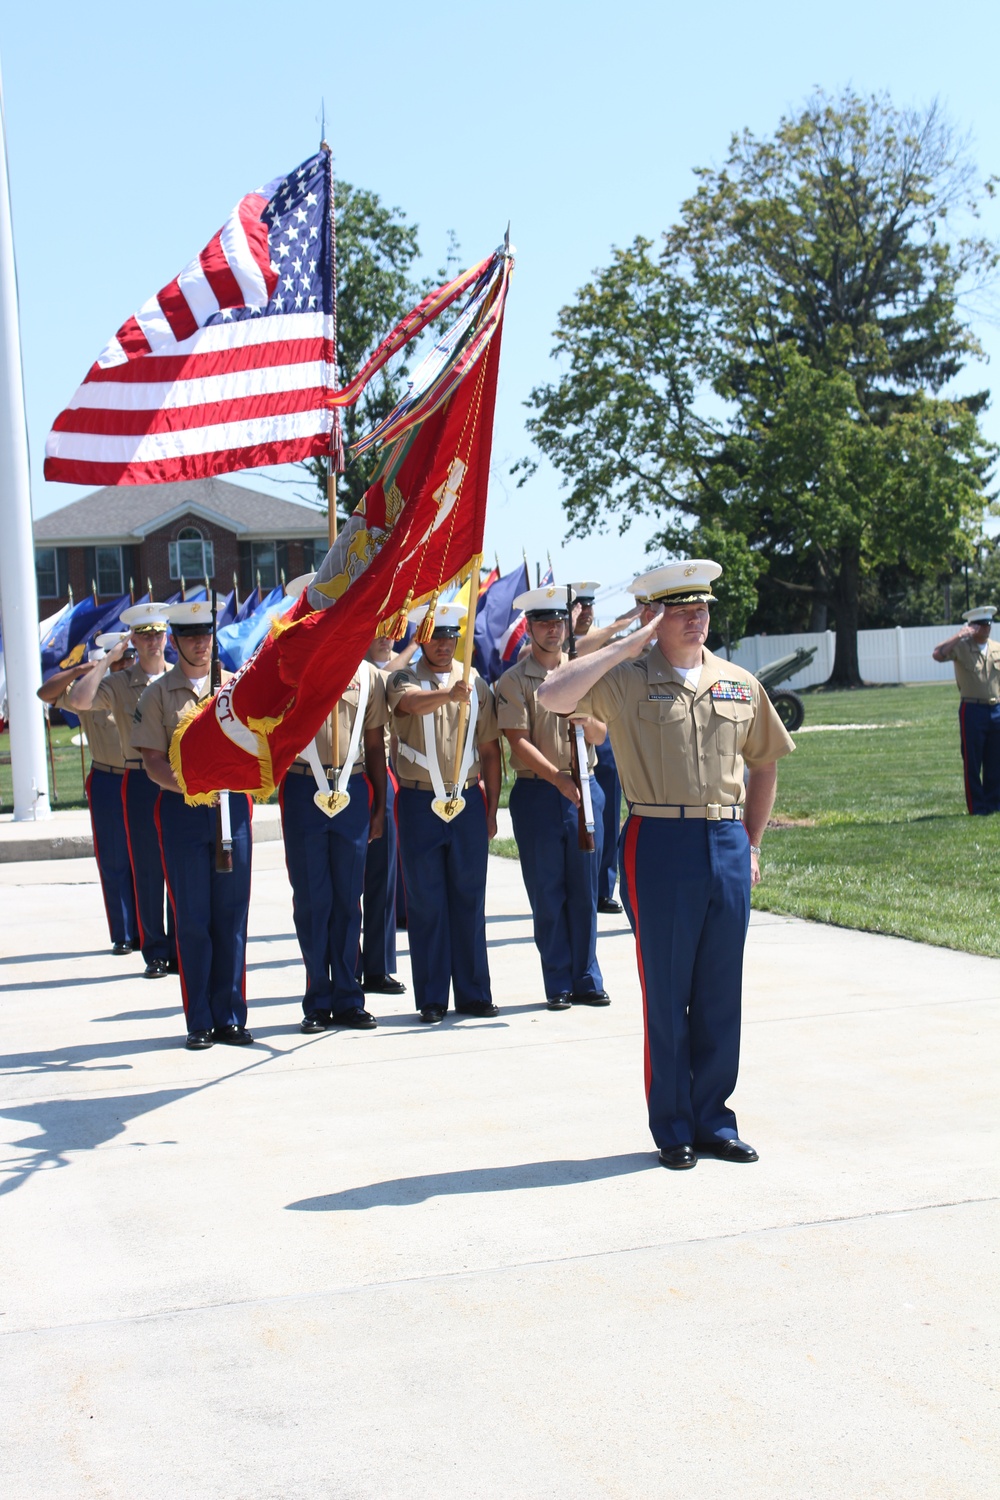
left=565, top=586, right=595, bottom=854
left=210, top=588, right=233, bottom=874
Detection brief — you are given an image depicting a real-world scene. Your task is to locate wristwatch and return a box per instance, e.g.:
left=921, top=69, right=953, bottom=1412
left=749, top=844, right=762, bottom=857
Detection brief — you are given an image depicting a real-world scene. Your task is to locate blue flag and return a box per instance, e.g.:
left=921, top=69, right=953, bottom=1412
left=217, top=587, right=295, bottom=671
left=473, top=563, right=529, bottom=682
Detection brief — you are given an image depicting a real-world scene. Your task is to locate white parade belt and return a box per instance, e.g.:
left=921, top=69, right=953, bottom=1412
left=304, top=666, right=371, bottom=818
left=396, top=680, right=478, bottom=823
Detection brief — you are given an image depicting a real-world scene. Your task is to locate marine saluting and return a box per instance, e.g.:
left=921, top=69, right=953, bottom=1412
left=537, top=559, right=796, bottom=1169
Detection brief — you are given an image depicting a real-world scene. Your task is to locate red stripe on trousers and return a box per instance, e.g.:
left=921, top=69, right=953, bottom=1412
left=86, top=768, right=115, bottom=939
left=960, top=701, right=975, bottom=814
left=121, top=770, right=147, bottom=951
left=622, top=817, right=652, bottom=1102
left=153, top=793, right=189, bottom=1018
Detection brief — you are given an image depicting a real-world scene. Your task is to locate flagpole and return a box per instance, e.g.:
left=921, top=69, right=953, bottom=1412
left=0, top=55, right=50, bottom=820
left=322, top=139, right=340, bottom=547
left=447, top=554, right=482, bottom=803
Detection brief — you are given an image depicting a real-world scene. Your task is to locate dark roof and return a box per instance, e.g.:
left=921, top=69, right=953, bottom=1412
left=34, top=477, right=327, bottom=543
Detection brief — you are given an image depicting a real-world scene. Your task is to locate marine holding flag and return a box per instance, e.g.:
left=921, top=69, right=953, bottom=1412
left=45, top=139, right=514, bottom=1045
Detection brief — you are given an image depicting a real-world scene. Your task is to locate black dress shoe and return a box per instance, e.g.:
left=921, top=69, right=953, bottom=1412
left=185, top=1030, right=214, bottom=1050
left=300, top=1011, right=333, bottom=1033
left=144, top=959, right=170, bottom=979
left=597, top=897, right=623, bottom=914
left=572, top=990, right=611, bottom=1006
left=362, top=974, right=407, bottom=995
left=696, top=1137, right=759, bottom=1163
left=212, top=1025, right=254, bottom=1046
left=111, top=942, right=133, bottom=956
left=454, top=1001, right=500, bottom=1017
left=546, top=993, right=573, bottom=1010
left=419, top=1006, right=445, bottom=1024
left=332, top=1007, right=378, bottom=1029
left=658, top=1144, right=696, bottom=1170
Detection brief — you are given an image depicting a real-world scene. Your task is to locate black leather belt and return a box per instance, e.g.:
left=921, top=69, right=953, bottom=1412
left=396, top=776, right=480, bottom=792
left=961, top=697, right=998, bottom=705
left=91, top=762, right=125, bottom=775
left=285, top=762, right=365, bottom=777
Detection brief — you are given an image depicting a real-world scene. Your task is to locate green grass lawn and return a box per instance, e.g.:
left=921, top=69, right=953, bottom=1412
left=1, top=723, right=91, bottom=811
left=491, top=682, right=999, bottom=958
left=754, top=681, right=1000, bottom=957
left=8, top=689, right=997, bottom=958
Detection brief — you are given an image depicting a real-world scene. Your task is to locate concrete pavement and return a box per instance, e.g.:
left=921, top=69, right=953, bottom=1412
left=0, top=841, right=997, bottom=1498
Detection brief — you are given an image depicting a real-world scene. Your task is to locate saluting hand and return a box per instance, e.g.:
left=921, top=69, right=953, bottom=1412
left=620, top=613, right=661, bottom=657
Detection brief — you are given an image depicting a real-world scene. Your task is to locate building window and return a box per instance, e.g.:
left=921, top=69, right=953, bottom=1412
left=36, top=548, right=59, bottom=598
left=250, top=541, right=278, bottom=592
left=168, top=526, right=215, bottom=582
left=96, top=545, right=124, bottom=596
left=304, top=538, right=328, bottom=572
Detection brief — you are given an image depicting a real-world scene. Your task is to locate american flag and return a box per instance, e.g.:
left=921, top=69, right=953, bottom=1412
left=45, top=152, right=335, bottom=486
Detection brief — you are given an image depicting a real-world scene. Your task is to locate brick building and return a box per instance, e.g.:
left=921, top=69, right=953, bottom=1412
left=33, top=478, right=329, bottom=617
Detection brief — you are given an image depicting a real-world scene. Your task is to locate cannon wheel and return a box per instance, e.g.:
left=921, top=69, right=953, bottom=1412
left=769, top=690, right=805, bottom=732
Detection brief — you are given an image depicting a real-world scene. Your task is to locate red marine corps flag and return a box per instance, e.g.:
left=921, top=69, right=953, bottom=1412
left=43, top=144, right=514, bottom=801
left=170, top=247, right=511, bottom=800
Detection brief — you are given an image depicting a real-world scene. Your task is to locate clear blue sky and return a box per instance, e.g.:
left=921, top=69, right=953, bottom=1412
left=4, top=0, right=1000, bottom=618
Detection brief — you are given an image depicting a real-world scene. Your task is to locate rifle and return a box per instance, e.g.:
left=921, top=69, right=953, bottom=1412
left=211, top=587, right=233, bottom=874
left=565, top=586, right=596, bottom=853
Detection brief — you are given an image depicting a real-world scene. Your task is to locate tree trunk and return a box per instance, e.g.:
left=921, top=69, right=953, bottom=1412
left=829, top=545, right=864, bottom=687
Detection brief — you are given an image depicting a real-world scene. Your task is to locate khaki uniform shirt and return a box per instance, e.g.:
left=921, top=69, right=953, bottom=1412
left=496, top=652, right=597, bottom=776
left=578, top=645, right=794, bottom=807
left=938, top=637, right=1000, bottom=703
left=293, top=662, right=389, bottom=773
left=55, top=688, right=123, bottom=768
left=86, top=663, right=167, bottom=762
left=386, top=659, right=498, bottom=788
left=132, top=665, right=230, bottom=758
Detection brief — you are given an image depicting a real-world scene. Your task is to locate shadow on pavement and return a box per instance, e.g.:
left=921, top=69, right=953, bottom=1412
left=0, top=1087, right=192, bottom=1198
left=288, top=1152, right=655, bottom=1211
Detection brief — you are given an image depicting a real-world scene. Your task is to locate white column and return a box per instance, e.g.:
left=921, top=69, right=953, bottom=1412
left=0, top=60, right=50, bottom=820
left=895, top=625, right=906, bottom=685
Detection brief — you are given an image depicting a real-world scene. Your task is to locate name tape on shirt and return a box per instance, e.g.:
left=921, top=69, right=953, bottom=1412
left=647, top=692, right=676, bottom=701
left=710, top=680, right=754, bottom=703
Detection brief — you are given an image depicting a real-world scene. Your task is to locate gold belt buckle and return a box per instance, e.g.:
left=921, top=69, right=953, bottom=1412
left=706, top=803, right=721, bottom=821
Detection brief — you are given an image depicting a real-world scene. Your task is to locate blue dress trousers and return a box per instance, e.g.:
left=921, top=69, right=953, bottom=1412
left=280, top=769, right=371, bottom=1018
left=396, top=784, right=492, bottom=1013
left=360, top=765, right=398, bottom=978
left=154, top=791, right=252, bottom=1034
left=959, top=700, right=1000, bottom=814
left=508, top=774, right=605, bottom=999
left=619, top=814, right=750, bottom=1150
left=122, top=766, right=175, bottom=966
left=86, top=766, right=137, bottom=948
left=594, top=737, right=622, bottom=903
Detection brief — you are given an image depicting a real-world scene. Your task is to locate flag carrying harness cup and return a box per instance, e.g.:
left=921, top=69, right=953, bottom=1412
left=302, top=663, right=371, bottom=817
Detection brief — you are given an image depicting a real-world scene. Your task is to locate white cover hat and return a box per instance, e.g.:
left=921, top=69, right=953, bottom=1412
left=94, top=630, right=130, bottom=650
left=285, top=571, right=316, bottom=597
left=407, top=601, right=468, bottom=635
left=963, top=604, right=996, bottom=624
left=120, top=602, right=170, bottom=631
left=628, top=559, right=721, bottom=605
left=513, top=585, right=571, bottom=615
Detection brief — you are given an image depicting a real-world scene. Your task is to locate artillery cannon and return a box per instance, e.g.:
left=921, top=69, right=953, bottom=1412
left=755, top=645, right=818, bottom=732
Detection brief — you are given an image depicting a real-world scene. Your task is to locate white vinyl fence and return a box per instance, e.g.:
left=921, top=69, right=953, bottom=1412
left=728, top=624, right=959, bottom=687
